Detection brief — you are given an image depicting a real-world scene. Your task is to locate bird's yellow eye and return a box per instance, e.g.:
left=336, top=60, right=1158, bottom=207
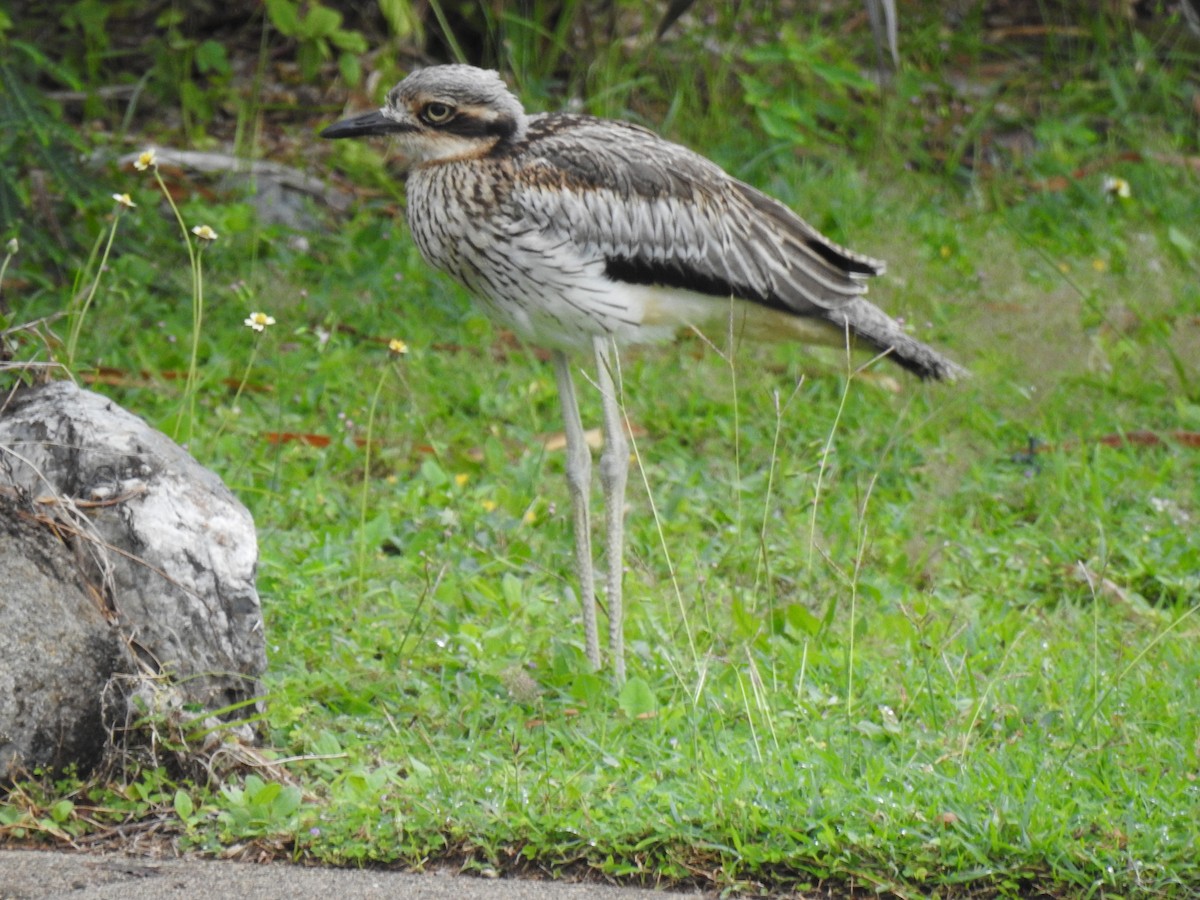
left=421, top=102, right=455, bottom=124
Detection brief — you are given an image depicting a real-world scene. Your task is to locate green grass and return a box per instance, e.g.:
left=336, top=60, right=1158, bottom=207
left=4, top=63, right=1200, bottom=900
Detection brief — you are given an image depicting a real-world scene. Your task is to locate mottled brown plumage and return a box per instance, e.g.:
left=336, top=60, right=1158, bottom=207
left=321, top=65, right=964, bottom=681
left=322, top=64, right=965, bottom=379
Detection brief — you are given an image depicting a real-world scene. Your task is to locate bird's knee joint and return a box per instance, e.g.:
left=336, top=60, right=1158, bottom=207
left=562, top=454, right=592, bottom=496
left=598, top=454, right=624, bottom=482
left=598, top=451, right=627, bottom=493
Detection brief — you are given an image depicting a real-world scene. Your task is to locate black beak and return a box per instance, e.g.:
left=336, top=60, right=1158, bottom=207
left=320, top=109, right=410, bottom=139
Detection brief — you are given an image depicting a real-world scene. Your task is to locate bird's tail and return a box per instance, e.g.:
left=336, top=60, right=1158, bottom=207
left=828, top=298, right=968, bottom=382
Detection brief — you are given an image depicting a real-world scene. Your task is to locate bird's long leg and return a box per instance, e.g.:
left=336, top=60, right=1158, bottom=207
left=593, top=336, right=628, bottom=684
left=552, top=349, right=602, bottom=671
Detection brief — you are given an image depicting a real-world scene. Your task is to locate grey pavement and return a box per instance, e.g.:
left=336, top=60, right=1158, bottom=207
left=0, top=850, right=708, bottom=900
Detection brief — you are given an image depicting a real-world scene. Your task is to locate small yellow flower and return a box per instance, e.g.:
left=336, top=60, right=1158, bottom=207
left=134, top=148, right=158, bottom=171
left=522, top=509, right=537, bottom=525
left=939, top=245, right=952, bottom=259
left=244, top=312, right=276, bottom=332
left=1102, top=175, right=1131, bottom=200
left=481, top=499, right=498, bottom=512
left=1092, top=258, right=1108, bottom=272
left=454, top=473, right=469, bottom=487
left=112, top=192, right=136, bottom=209
left=5, top=237, right=17, bottom=255
left=388, top=338, right=409, bottom=355
left=191, top=224, right=218, bottom=242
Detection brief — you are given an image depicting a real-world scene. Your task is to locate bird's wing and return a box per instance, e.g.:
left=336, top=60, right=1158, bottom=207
left=506, top=114, right=885, bottom=317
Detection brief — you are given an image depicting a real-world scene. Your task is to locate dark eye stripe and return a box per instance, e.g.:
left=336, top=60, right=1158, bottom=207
left=439, top=113, right=519, bottom=141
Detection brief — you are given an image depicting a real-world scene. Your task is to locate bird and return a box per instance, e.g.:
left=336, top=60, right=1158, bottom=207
left=320, top=64, right=965, bottom=683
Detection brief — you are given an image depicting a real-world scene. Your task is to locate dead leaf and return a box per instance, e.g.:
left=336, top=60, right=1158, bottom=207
left=540, top=421, right=647, bottom=452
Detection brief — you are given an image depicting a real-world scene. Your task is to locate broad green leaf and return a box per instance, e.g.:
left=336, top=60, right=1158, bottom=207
left=338, top=51, right=362, bottom=87
left=570, top=671, right=605, bottom=706
left=785, top=603, right=821, bottom=636
left=264, top=0, right=300, bottom=36
left=301, top=5, right=341, bottom=39
left=249, top=780, right=282, bottom=805
left=617, top=676, right=655, bottom=719
left=173, top=790, right=194, bottom=821
left=50, top=800, right=74, bottom=823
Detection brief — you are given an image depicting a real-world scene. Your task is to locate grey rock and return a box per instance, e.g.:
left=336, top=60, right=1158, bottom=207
left=0, top=381, right=266, bottom=777
left=0, top=495, right=134, bottom=776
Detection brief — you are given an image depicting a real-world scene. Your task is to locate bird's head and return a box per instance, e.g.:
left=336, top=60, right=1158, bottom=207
left=320, top=65, right=528, bottom=168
